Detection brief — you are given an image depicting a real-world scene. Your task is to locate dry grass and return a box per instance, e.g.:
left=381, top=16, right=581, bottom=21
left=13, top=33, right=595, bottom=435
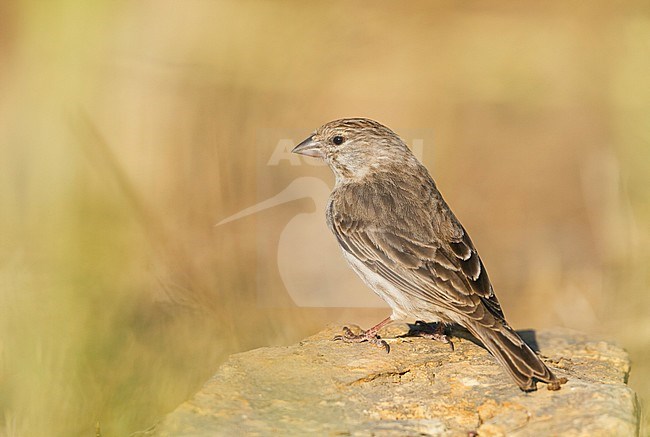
left=1, top=1, right=649, bottom=435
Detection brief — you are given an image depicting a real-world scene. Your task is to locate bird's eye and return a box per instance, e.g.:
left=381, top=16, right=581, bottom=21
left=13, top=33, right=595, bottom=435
left=332, top=136, right=345, bottom=145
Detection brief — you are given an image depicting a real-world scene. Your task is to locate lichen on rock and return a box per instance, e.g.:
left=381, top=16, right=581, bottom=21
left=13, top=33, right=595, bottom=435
left=148, top=324, right=640, bottom=436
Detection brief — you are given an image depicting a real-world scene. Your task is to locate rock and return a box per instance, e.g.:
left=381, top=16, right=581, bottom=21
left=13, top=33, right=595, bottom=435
left=149, top=325, right=640, bottom=436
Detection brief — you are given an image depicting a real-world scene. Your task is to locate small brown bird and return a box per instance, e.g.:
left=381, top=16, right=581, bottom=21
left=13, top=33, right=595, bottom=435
left=292, top=118, right=566, bottom=392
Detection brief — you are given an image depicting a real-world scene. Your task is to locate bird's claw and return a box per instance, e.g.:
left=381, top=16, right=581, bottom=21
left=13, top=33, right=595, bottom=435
left=414, top=331, right=455, bottom=351
left=333, top=326, right=390, bottom=353
left=411, top=321, right=455, bottom=351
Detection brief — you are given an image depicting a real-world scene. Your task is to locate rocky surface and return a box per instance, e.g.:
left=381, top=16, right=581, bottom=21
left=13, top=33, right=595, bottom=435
left=149, top=324, right=640, bottom=436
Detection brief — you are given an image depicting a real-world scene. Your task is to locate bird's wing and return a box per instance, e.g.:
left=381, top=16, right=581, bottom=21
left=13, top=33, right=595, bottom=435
left=329, top=181, right=505, bottom=326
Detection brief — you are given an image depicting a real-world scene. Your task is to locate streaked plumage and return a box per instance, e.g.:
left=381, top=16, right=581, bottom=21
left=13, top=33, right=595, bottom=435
left=292, top=118, right=566, bottom=391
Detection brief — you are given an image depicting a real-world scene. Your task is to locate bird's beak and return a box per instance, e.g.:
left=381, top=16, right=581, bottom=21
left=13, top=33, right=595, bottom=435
left=292, top=135, right=324, bottom=158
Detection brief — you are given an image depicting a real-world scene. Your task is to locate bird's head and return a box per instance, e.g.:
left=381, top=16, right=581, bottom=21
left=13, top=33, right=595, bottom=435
left=292, top=118, right=417, bottom=182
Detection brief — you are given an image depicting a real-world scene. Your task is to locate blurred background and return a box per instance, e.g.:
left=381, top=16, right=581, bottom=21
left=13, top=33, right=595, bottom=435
left=1, top=1, right=649, bottom=435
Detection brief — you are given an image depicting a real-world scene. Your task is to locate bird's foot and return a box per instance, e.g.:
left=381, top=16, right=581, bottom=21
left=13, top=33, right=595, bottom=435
left=546, top=377, right=568, bottom=391
left=411, top=321, right=454, bottom=351
left=333, top=326, right=390, bottom=353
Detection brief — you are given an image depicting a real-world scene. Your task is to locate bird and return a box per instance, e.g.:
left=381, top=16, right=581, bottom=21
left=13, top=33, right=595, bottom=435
left=291, top=117, right=567, bottom=392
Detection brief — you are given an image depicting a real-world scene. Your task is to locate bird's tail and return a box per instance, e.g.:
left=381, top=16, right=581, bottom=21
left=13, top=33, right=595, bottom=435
left=464, top=321, right=565, bottom=391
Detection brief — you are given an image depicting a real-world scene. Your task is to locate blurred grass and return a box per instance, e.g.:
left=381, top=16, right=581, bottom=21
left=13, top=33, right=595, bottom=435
left=1, top=1, right=649, bottom=435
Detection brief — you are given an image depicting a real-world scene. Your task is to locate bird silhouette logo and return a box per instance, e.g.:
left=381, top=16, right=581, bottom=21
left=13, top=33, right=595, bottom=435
left=216, top=132, right=429, bottom=308
left=217, top=176, right=386, bottom=307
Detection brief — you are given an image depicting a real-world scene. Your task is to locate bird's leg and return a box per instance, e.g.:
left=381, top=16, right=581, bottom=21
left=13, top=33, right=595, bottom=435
left=333, top=317, right=392, bottom=353
left=412, top=321, right=454, bottom=351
